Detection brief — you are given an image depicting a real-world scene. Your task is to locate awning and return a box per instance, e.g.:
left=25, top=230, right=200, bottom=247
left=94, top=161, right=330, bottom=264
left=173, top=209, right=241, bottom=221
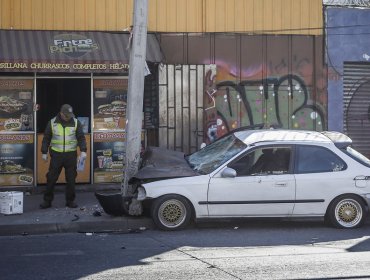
left=0, top=30, right=163, bottom=73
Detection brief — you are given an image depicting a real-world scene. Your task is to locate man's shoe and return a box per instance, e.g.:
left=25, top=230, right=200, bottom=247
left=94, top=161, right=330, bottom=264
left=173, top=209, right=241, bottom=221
left=40, top=201, right=51, bottom=209
left=66, top=201, right=78, bottom=208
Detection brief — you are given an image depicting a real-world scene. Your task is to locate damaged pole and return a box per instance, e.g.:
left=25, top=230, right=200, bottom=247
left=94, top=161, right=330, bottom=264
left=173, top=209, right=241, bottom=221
left=122, top=0, right=148, bottom=202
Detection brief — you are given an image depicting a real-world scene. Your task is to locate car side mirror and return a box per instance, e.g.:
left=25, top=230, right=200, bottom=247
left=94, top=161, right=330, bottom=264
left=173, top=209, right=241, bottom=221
left=221, top=167, right=236, bottom=178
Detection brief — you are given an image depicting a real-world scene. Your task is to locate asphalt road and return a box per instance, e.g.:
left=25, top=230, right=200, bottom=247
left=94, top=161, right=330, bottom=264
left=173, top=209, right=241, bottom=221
left=1, top=219, right=370, bottom=280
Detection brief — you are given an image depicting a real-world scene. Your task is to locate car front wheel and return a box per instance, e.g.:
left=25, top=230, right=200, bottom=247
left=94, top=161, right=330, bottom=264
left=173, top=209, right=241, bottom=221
left=151, top=195, right=192, bottom=231
left=327, top=195, right=367, bottom=229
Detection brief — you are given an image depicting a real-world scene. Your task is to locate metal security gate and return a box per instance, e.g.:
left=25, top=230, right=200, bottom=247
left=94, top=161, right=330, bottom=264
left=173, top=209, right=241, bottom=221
left=158, top=65, right=211, bottom=154
left=344, top=62, right=370, bottom=157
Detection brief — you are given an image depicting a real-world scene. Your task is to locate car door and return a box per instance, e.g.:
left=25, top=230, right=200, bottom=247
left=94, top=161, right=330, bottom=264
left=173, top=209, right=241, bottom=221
left=207, top=146, right=296, bottom=217
left=292, top=144, right=348, bottom=216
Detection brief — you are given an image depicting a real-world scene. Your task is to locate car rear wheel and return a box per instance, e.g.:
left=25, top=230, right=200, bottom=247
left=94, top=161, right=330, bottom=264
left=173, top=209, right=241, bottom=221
left=151, top=195, right=192, bottom=231
left=327, top=195, right=367, bottom=229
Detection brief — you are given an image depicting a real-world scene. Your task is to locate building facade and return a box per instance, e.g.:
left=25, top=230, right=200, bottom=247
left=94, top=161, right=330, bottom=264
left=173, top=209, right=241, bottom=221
left=326, top=4, right=370, bottom=157
left=0, top=0, right=325, bottom=187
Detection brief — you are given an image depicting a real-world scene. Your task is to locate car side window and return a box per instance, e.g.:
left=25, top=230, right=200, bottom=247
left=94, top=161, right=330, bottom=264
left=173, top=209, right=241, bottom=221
left=296, top=145, right=347, bottom=174
left=228, top=151, right=256, bottom=176
left=229, top=147, right=291, bottom=176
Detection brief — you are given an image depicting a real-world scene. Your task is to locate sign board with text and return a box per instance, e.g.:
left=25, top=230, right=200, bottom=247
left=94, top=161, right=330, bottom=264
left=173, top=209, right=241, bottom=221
left=0, top=134, right=34, bottom=186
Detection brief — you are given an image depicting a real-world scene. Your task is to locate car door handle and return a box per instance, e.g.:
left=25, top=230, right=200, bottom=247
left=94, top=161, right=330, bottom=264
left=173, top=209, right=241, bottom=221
left=275, top=182, right=287, bottom=187
left=354, top=175, right=370, bottom=180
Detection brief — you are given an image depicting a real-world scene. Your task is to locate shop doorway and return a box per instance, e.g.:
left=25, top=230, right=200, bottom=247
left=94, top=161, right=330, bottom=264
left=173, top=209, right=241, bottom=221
left=36, top=78, right=91, bottom=133
left=36, top=78, right=91, bottom=185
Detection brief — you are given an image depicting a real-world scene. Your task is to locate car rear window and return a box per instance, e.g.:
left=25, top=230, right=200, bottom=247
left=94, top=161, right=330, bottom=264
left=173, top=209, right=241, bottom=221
left=341, top=146, right=370, bottom=167
left=296, top=145, right=346, bottom=173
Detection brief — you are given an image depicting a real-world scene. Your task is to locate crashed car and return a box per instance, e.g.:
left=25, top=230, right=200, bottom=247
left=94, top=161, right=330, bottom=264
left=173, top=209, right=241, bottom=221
left=129, top=129, right=370, bottom=231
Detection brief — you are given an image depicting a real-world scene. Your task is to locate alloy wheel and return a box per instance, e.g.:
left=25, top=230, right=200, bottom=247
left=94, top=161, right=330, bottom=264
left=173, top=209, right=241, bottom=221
left=334, top=198, right=363, bottom=228
left=158, top=199, right=187, bottom=229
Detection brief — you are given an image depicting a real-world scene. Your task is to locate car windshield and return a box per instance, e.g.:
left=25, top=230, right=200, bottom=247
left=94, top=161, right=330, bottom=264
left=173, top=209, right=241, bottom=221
left=185, top=134, right=247, bottom=174
left=342, top=146, right=370, bottom=167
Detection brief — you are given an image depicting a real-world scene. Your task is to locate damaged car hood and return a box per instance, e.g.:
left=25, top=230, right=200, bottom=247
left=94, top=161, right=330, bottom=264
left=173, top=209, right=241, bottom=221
left=134, top=146, right=199, bottom=180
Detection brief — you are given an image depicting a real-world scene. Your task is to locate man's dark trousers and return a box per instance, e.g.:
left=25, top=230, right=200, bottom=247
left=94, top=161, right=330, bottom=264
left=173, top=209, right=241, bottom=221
left=44, top=150, right=77, bottom=203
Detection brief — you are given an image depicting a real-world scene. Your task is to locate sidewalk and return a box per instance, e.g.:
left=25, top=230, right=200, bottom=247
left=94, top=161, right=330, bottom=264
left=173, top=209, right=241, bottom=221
left=0, top=189, right=154, bottom=236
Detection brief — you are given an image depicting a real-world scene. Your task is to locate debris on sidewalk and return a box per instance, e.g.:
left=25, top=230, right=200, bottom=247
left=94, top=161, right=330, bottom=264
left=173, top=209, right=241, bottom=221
left=0, top=191, right=153, bottom=236
left=93, top=210, right=102, bottom=217
left=71, top=214, right=79, bottom=222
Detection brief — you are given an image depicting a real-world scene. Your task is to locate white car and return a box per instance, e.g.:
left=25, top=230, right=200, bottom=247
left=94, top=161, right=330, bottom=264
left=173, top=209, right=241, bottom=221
left=132, top=129, right=370, bottom=231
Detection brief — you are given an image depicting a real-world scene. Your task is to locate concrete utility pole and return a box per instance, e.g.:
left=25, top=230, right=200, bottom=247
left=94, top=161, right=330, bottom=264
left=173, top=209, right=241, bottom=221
left=122, top=0, right=148, bottom=206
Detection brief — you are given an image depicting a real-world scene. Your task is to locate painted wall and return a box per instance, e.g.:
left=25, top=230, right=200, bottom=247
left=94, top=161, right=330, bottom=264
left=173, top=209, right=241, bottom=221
left=159, top=33, right=327, bottom=143
left=327, top=7, right=370, bottom=131
left=0, top=0, right=322, bottom=35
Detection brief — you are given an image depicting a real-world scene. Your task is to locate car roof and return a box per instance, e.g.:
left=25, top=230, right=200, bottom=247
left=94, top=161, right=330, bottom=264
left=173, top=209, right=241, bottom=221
left=234, top=129, right=352, bottom=146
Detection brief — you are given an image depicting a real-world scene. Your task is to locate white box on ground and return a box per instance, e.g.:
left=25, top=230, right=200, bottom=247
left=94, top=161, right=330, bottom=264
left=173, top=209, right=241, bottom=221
left=0, top=191, right=23, bottom=214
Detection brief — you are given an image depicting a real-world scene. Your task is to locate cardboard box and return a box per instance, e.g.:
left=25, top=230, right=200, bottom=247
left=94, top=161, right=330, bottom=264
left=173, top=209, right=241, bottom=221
left=0, top=191, right=23, bottom=214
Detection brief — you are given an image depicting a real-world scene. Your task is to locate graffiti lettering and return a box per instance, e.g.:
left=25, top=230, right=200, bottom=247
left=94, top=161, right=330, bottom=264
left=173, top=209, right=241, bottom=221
left=204, top=71, right=325, bottom=143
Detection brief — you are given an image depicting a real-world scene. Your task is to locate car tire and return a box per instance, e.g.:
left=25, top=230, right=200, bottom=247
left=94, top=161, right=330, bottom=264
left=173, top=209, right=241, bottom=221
left=151, top=195, right=192, bottom=231
left=327, top=195, right=367, bottom=229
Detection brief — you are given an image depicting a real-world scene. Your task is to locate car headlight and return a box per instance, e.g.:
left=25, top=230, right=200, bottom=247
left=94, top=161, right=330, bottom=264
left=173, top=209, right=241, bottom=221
left=136, top=186, right=147, bottom=201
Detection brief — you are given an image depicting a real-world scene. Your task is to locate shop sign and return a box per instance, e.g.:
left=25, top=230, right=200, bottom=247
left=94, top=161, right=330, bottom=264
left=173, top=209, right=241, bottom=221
left=0, top=30, right=163, bottom=74
left=0, top=134, right=34, bottom=186
left=0, top=61, right=129, bottom=73
left=49, top=34, right=99, bottom=58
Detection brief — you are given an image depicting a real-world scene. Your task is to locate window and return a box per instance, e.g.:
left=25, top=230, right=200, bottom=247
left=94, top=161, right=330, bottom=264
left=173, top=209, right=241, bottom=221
left=228, top=146, right=291, bottom=176
left=296, top=146, right=346, bottom=174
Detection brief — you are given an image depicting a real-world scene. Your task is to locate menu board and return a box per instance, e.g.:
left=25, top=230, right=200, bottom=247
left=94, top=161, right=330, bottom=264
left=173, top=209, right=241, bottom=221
left=93, top=79, right=127, bottom=131
left=0, top=79, right=34, bottom=132
left=0, top=133, right=34, bottom=186
left=93, top=132, right=125, bottom=183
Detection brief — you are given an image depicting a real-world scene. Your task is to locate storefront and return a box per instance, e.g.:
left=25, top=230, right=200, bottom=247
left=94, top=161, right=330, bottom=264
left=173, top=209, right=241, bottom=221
left=0, top=30, right=163, bottom=187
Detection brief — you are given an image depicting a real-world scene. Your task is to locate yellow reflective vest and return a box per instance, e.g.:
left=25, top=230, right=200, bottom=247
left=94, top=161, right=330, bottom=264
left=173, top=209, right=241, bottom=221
left=50, top=117, right=78, bottom=152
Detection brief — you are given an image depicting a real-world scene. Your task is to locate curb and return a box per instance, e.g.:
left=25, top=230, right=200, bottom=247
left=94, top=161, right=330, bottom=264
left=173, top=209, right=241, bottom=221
left=0, top=217, right=155, bottom=236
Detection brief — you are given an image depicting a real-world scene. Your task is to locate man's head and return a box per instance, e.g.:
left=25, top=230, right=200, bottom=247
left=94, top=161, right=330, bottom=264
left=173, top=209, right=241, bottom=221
left=60, top=104, right=74, bottom=121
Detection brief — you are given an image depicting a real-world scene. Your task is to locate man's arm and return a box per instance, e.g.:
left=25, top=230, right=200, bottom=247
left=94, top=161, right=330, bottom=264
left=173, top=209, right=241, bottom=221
left=41, top=121, right=52, bottom=154
left=76, top=120, right=87, bottom=152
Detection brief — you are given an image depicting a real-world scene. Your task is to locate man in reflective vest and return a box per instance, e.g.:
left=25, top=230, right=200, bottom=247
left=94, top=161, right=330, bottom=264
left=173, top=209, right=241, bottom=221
left=40, top=104, right=87, bottom=209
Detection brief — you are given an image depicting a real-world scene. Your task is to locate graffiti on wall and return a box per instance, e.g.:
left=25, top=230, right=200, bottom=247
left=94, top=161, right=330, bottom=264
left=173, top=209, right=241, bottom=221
left=204, top=64, right=326, bottom=143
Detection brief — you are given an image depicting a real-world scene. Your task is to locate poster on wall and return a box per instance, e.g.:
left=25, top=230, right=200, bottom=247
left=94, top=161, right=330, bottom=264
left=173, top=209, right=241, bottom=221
left=0, top=134, right=34, bottom=186
left=93, top=132, right=125, bottom=184
left=93, top=79, right=127, bottom=131
left=93, top=131, right=145, bottom=184
left=0, top=79, right=34, bottom=132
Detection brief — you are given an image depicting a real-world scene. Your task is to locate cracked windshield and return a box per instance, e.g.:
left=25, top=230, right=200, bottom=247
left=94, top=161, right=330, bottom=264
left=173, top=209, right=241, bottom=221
left=186, top=134, right=247, bottom=174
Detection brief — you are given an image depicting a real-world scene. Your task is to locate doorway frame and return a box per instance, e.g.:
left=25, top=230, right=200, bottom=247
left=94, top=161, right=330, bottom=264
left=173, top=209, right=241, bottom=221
left=35, top=74, right=93, bottom=185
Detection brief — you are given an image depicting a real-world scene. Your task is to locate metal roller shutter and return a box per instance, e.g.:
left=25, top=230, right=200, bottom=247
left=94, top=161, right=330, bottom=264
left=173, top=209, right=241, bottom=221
left=344, top=62, right=370, bottom=157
